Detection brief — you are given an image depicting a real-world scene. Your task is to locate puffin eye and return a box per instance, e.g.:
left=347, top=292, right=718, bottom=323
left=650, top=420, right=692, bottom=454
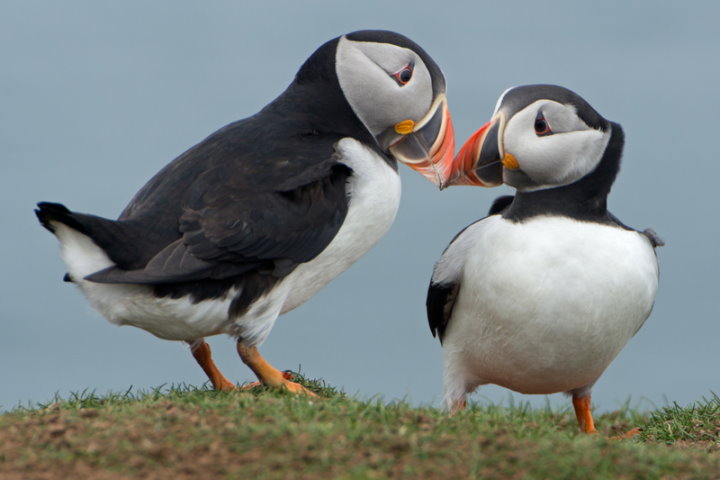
left=534, top=111, right=552, bottom=136
left=392, top=62, right=414, bottom=86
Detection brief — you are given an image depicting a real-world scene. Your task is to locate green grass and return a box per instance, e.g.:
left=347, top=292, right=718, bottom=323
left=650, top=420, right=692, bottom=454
left=641, top=392, right=720, bottom=446
left=1, top=377, right=718, bottom=480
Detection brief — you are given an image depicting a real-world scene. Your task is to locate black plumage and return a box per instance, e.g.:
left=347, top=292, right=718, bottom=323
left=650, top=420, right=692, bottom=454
left=36, top=34, right=379, bottom=306
left=426, top=281, right=458, bottom=342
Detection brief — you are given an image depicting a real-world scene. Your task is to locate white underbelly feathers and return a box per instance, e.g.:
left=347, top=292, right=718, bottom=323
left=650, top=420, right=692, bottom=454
left=53, top=222, right=238, bottom=341
left=442, top=215, right=658, bottom=397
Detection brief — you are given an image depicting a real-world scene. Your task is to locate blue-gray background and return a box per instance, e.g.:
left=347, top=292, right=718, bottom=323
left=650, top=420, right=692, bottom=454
left=2, top=1, right=718, bottom=412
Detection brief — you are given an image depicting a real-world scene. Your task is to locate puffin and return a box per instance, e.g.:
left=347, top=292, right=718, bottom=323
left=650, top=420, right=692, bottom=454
left=427, top=84, right=661, bottom=432
left=36, top=30, right=460, bottom=395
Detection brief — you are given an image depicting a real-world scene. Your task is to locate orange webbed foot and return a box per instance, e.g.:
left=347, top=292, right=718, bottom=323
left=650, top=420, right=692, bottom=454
left=612, top=427, right=643, bottom=440
left=237, top=342, right=318, bottom=397
left=241, top=371, right=317, bottom=396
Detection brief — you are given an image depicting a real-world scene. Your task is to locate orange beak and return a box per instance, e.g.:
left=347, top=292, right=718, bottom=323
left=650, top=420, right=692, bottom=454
left=446, top=114, right=505, bottom=188
left=388, top=95, right=457, bottom=189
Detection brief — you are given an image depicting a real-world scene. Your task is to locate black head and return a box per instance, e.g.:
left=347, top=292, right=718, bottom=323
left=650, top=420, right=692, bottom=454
left=453, top=84, right=620, bottom=194
left=452, top=84, right=625, bottom=221
left=279, top=30, right=457, bottom=188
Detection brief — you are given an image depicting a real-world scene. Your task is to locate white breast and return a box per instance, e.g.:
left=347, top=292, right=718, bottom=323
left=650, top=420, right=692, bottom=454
left=442, top=215, right=658, bottom=399
left=280, top=137, right=401, bottom=312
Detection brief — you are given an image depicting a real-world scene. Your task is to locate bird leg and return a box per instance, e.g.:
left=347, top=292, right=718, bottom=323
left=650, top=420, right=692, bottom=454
left=450, top=396, right=467, bottom=414
left=236, top=341, right=316, bottom=396
left=189, top=340, right=237, bottom=391
left=572, top=393, right=598, bottom=433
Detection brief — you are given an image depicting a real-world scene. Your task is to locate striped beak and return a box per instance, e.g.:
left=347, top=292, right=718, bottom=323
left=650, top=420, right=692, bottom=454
left=446, top=113, right=506, bottom=188
left=387, top=95, right=456, bottom=189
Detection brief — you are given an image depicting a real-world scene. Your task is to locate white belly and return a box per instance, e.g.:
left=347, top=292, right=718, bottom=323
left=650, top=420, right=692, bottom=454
left=53, top=222, right=234, bottom=341
left=51, top=137, right=401, bottom=345
left=443, top=215, right=659, bottom=396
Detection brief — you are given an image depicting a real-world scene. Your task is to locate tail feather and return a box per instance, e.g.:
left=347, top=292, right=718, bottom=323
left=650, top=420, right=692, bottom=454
left=35, top=202, right=84, bottom=234
left=35, top=202, right=144, bottom=270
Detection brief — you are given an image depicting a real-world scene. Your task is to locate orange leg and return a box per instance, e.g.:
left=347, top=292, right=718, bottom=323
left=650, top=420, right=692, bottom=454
left=572, top=394, right=598, bottom=434
left=190, top=340, right=236, bottom=391
left=236, top=342, right=316, bottom=396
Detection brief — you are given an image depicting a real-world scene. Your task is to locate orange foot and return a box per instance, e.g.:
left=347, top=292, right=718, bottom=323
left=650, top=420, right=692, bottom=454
left=236, top=343, right=317, bottom=397
left=613, top=427, right=643, bottom=440
left=240, top=371, right=317, bottom=396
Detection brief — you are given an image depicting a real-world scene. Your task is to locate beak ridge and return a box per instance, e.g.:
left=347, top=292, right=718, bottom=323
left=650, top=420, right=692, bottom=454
left=446, top=115, right=505, bottom=187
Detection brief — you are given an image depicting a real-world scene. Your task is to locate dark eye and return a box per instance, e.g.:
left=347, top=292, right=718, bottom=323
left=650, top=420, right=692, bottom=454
left=534, top=111, right=552, bottom=136
left=392, top=62, right=414, bottom=86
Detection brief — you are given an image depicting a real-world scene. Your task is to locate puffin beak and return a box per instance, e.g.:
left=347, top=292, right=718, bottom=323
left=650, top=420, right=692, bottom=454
left=446, top=113, right=506, bottom=187
left=387, top=95, right=456, bottom=189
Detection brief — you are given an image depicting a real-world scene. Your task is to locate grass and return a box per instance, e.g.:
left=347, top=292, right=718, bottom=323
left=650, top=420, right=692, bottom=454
left=641, top=393, right=720, bottom=446
left=0, top=376, right=718, bottom=480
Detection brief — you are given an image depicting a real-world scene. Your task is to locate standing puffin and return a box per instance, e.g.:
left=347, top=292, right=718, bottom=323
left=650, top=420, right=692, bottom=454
left=427, top=84, right=661, bottom=432
left=36, top=30, right=459, bottom=395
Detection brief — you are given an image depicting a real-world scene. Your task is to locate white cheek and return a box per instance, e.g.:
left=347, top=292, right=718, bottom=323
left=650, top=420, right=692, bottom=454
left=336, top=39, right=433, bottom=136
left=360, top=65, right=432, bottom=132
left=507, top=128, right=610, bottom=187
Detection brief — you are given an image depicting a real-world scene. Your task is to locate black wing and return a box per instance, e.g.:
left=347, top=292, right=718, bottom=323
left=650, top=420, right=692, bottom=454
left=86, top=161, right=352, bottom=284
left=426, top=279, right=460, bottom=343
left=53, top=109, right=356, bottom=285
left=126, top=162, right=352, bottom=283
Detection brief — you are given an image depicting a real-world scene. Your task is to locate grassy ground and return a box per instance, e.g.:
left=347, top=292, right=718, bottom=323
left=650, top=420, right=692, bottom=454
left=1, top=376, right=718, bottom=480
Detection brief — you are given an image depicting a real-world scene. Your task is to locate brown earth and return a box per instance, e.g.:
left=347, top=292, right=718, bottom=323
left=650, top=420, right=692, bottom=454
left=1, top=397, right=718, bottom=480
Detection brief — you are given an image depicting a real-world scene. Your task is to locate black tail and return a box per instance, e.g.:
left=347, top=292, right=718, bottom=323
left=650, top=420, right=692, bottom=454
left=35, top=202, right=86, bottom=234
left=35, top=202, right=144, bottom=270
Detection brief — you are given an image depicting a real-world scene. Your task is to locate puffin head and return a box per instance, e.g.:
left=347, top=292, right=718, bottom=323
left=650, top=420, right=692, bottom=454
left=329, top=30, right=457, bottom=189
left=451, top=84, right=617, bottom=192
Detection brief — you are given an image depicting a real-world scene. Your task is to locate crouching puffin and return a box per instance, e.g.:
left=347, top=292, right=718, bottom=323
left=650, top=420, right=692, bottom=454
left=427, top=84, right=661, bottom=432
left=36, top=30, right=458, bottom=395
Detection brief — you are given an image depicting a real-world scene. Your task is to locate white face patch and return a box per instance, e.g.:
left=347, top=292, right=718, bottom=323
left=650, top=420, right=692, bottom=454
left=502, top=100, right=611, bottom=190
left=335, top=36, right=434, bottom=138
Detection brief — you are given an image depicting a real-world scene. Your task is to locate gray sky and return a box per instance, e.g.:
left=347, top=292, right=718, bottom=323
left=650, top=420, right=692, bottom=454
left=2, top=1, right=718, bottom=412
